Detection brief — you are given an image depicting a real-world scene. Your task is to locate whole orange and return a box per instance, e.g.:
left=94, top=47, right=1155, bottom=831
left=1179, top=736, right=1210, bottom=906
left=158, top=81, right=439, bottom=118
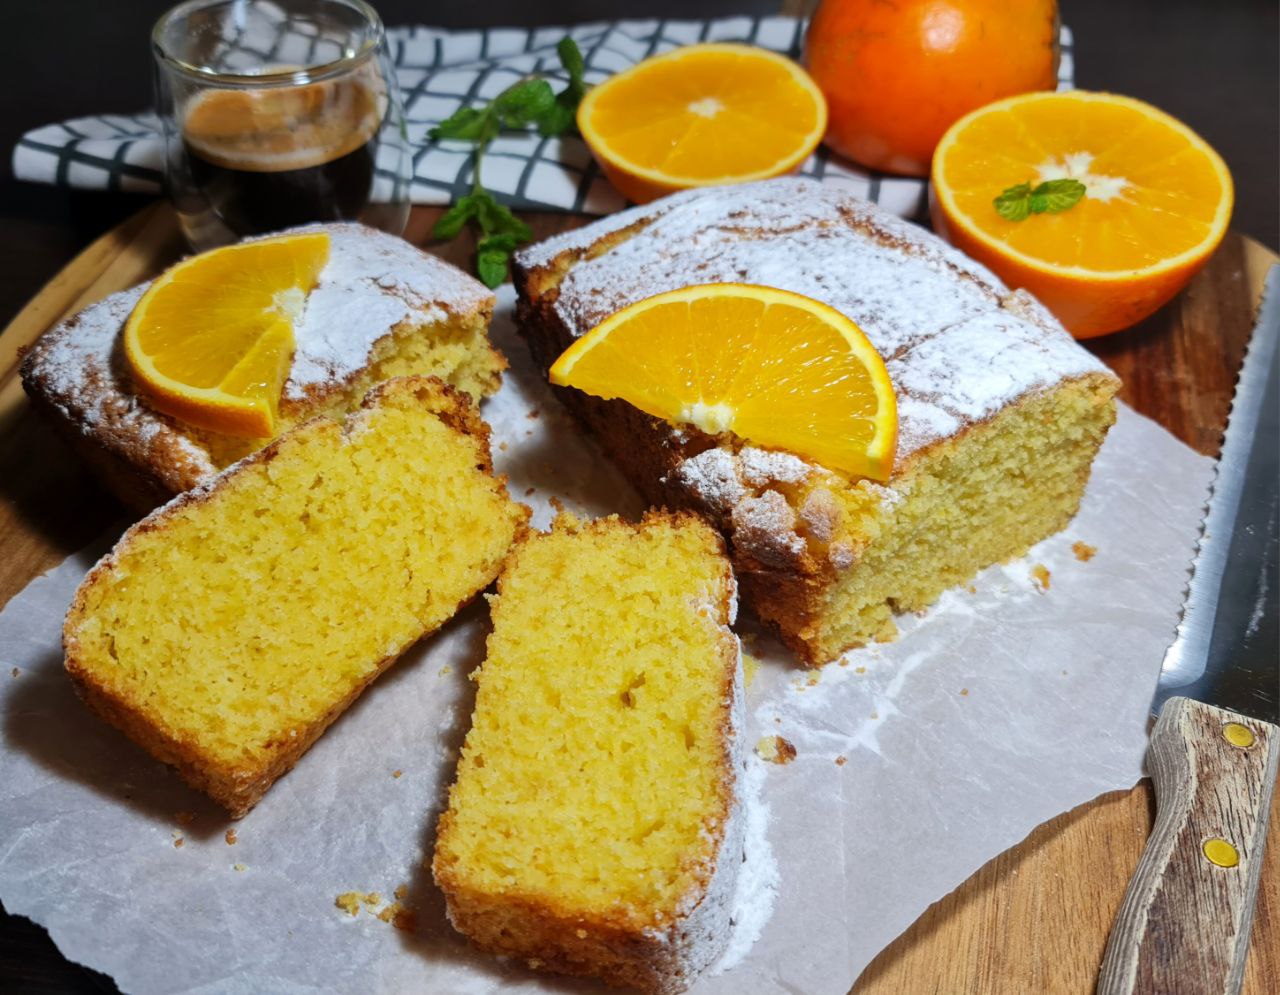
left=804, top=0, right=1059, bottom=176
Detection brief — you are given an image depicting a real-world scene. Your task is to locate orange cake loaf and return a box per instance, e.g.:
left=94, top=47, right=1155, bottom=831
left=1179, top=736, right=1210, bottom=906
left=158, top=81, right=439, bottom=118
left=515, top=177, right=1121, bottom=665
left=63, top=376, right=528, bottom=817
left=22, top=223, right=503, bottom=510
left=433, top=513, right=744, bottom=993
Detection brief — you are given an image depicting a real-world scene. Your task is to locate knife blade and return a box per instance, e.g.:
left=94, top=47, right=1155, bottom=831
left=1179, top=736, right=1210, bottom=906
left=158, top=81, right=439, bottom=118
left=1098, top=264, right=1280, bottom=995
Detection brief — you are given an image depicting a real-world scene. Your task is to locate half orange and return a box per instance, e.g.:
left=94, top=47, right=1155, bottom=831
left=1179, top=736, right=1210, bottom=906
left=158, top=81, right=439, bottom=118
left=931, top=91, right=1233, bottom=337
left=550, top=283, right=897, bottom=481
left=577, top=43, right=828, bottom=205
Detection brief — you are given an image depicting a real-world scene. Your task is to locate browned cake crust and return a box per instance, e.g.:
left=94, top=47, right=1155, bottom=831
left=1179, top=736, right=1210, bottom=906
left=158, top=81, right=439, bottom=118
left=513, top=178, right=1121, bottom=664
left=63, top=376, right=528, bottom=817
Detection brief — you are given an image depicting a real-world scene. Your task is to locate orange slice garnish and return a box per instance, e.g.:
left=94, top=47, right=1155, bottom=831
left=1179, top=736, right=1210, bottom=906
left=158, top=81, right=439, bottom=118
left=577, top=43, right=828, bottom=205
left=123, top=232, right=330, bottom=437
left=550, top=283, right=897, bottom=481
left=931, top=90, right=1233, bottom=338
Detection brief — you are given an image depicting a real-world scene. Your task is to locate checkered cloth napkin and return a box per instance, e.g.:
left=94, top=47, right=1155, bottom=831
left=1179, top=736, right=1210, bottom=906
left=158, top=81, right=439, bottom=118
left=12, top=16, right=1073, bottom=219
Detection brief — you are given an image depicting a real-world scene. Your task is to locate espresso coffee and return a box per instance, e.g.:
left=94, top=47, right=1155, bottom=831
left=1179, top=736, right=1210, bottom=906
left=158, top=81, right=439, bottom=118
left=178, top=74, right=383, bottom=238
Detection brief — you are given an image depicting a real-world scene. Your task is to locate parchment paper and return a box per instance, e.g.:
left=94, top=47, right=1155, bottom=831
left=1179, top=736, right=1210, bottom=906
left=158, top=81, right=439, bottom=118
left=0, top=289, right=1213, bottom=995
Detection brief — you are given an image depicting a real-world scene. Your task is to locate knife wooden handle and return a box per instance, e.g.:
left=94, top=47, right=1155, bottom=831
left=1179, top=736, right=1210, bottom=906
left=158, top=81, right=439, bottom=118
left=1098, top=696, right=1280, bottom=995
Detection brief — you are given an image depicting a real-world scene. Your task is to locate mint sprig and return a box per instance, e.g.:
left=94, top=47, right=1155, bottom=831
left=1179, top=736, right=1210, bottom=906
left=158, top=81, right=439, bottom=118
left=993, top=178, right=1087, bottom=222
left=429, top=38, right=587, bottom=287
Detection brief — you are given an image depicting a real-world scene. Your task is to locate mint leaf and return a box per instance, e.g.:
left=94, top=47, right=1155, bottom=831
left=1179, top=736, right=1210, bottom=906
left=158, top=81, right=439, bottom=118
left=426, top=35, right=589, bottom=283
left=558, top=37, right=585, bottom=87
left=432, top=195, right=480, bottom=240
left=493, top=79, right=557, bottom=128
left=1031, top=178, right=1087, bottom=214
left=993, top=182, right=1033, bottom=222
left=994, top=178, right=1087, bottom=222
left=429, top=107, right=492, bottom=142
left=476, top=233, right=523, bottom=288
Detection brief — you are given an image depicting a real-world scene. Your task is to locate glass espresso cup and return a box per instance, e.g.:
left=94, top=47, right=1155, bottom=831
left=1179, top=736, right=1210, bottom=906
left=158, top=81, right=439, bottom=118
left=153, top=0, right=411, bottom=250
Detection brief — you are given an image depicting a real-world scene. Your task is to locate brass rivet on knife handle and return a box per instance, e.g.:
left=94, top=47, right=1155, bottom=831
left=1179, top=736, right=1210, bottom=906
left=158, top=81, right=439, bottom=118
left=1097, top=696, right=1280, bottom=995
left=1222, top=722, right=1256, bottom=749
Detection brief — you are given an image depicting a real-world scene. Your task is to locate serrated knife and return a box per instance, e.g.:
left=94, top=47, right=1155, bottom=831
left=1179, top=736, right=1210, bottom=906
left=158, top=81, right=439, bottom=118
left=1098, top=265, right=1280, bottom=995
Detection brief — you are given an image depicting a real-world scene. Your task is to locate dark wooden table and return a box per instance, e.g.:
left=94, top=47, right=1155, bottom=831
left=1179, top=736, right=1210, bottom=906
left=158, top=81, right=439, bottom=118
left=1, top=2, right=1277, bottom=992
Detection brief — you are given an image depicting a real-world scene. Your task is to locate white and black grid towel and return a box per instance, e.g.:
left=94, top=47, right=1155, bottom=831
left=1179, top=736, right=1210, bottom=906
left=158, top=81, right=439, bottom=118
left=12, top=16, right=1074, bottom=219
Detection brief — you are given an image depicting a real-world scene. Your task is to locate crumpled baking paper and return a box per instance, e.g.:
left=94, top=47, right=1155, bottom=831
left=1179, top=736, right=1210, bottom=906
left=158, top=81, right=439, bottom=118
left=0, top=288, right=1213, bottom=994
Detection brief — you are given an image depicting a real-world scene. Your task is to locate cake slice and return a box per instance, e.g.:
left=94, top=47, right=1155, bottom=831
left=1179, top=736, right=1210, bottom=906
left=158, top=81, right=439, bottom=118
left=63, top=376, right=529, bottom=817
left=433, top=513, right=744, bottom=994
left=22, top=223, right=505, bottom=510
left=514, top=177, right=1122, bottom=665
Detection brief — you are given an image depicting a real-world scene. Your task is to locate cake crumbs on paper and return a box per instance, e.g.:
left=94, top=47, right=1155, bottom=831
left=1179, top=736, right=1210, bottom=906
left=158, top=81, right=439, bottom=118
left=524, top=487, right=535, bottom=496
left=855, top=665, right=867, bottom=674
left=498, top=441, right=509, bottom=452
left=870, top=709, right=880, bottom=720
left=967, top=584, right=977, bottom=594
left=1031, top=564, right=1051, bottom=592
left=960, top=688, right=970, bottom=697
left=755, top=735, right=796, bottom=765
left=835, top=755, right=847, bottom=767
left=394, top=884, right=409, bottom=900
left=742, top=652, right=761, bottom=688
left=10, top=667, right=19, bottom=678
left=365, top=892, right=382, bottom=907
left=838, top=659, right=848, bottom=667
left=233, top=863, right=247, bottom=872
left=376, top=903, right=416, bottom=930
left=392, top=770, right=403, bottom=779
left=335, top=892, right=363, bottom=917
left=439, top=664, right=452, bottom=677
left=1072, top=541, right=1097, bottom=562
left=225, top=829, right=237, bottom=845
left=806, top=673, right=820, bottom=687
left=173, top=837, right=185, bottom=848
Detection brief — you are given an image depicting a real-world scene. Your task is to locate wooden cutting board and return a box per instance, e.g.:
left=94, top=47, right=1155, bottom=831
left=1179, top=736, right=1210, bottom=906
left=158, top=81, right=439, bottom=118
left=0, top=202, right=1276, bottom=994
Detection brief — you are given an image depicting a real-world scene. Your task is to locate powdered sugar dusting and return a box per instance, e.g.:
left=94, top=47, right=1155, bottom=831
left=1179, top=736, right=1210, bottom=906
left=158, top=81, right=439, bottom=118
left=709, top=756, right=778, bottom=977
left=518, top=177, right=1115, bottom=467
left=282, top=224, right=491, bottom=400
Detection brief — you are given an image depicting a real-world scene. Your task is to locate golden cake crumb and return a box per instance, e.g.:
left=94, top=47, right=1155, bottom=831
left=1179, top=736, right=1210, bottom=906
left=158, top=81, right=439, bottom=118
left=742, top=652, right=761, bottom=688
left=806, top=674, right=820, bottom=687
left=835, top=755, right=847, bottom=767
left=960, top=688, right=970, bottom=697
left=855, top=666, right=867, bottom=674
left=1072, top=541, right=1097, bottom=562
left=1032, top=564, right=1051, bottom=591
left=335, top=892, right=363, bottom=916
left=364, top=892, right=382, bottom=907
left=233, top=863, right=247, bottom=872
left=439, top=665, right=452, bottom=677
left=394, top=884, right=408, bottom=900
left=967, top=585, right=978, bottom=594
left=498, top=441, right=509, bottom=452
left=225, top=829, right=238, bottom=845
left=756, top=735, right=797, bottom=764
left=392, top=770, right=403, bottom=779
left=173, top=837, right=185, bottom=848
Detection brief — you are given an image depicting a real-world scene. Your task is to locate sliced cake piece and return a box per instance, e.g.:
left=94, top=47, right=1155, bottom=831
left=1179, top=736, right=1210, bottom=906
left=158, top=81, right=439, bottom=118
left=63, top=376, right=529, bottom=818
left=514, top=177, right=1122, bottom=664
left=433, top=513, right=744, bottom=994
left=22, top=223, right=505, bottom=510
